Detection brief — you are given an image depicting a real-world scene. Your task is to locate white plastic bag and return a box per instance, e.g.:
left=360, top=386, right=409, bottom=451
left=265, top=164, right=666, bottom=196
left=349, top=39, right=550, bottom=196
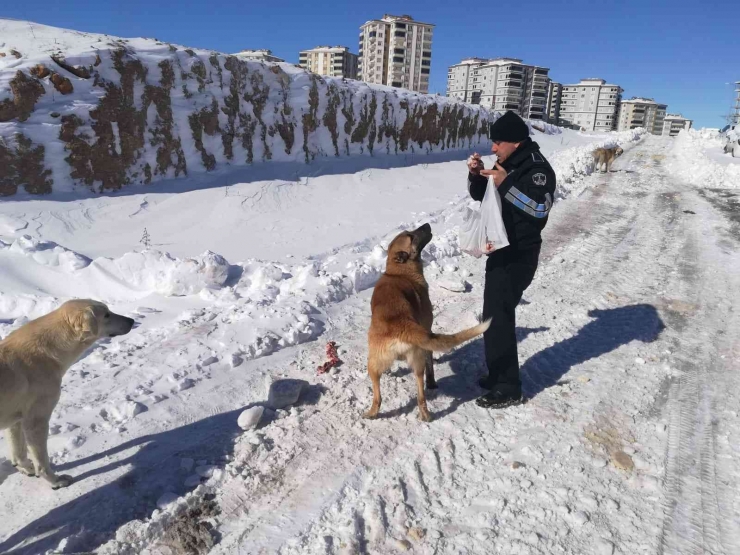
left=459, top=178, right=509, bottom=258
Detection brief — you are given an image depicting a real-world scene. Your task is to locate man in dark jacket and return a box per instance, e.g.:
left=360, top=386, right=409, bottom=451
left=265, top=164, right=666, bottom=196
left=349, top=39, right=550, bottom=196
left=467, top=111, right=556, bottom=408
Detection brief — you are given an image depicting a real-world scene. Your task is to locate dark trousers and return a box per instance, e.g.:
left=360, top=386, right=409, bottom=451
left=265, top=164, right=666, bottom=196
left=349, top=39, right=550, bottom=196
left=482, top=245, right=541, bottom=393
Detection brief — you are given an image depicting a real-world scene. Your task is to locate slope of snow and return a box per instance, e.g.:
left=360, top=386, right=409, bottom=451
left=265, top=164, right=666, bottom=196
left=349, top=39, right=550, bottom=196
left=1, top=18, right=496, bottom=196
left=667, top=128, right=740, bottom=189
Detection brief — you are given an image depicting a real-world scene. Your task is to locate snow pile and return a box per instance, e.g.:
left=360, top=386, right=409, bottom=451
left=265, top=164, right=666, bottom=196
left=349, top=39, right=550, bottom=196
left=693, top=128, right=722, bottom=140
left=1, top=18, right=493, bottom=196
left=0, top=215, right=29, bottom=235
left=2, top=234, right=90, bottom=270
left=668, top=129, right=740, bottom=189
left=0, top=295, right=59, bottom=325
left=90, top=249, right=230, bottom=296
left=529, top=120, right=563, bottom=135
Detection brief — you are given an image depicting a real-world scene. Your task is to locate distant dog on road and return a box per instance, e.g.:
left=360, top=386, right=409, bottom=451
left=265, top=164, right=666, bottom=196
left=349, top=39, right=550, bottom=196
left=0, top=300, right=134, bottom=488
left=593, top=146, right=624, bottom=173
left=364, top=224, right=490, bottom=422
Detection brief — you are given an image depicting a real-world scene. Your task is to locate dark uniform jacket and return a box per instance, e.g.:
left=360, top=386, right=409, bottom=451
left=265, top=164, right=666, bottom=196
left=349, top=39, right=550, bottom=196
left=467, top=137, right=556, bottom=252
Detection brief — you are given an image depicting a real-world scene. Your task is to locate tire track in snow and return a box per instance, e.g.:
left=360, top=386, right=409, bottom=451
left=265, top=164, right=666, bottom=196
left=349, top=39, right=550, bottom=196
left=652, top=141, right=740, bottom=555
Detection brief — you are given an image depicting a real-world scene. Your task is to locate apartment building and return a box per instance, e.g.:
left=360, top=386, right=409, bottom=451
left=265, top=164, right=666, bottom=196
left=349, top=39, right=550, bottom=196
left=559, top=78, right=622, bottom=131
left=661, top=114, right=692, bottom=136
left=298, top=46, right=358, bottom=79
left=232, top=49, right=285, bottom=63
left=445, top=57, right=550, bottom=119
left=358, top=14, right=434, bottom=93
left=617, top=98, right=667, bottom=135
left=446, top=58, right=489, bottom=103
left=547, top=81, right=563, bottom=124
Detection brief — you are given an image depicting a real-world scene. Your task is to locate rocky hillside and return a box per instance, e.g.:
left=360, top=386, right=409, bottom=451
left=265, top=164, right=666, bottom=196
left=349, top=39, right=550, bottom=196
left=0, top=19, right=495, bottom=196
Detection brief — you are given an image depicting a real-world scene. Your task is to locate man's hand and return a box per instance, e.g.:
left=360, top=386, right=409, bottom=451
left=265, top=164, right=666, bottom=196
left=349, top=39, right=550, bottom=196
left=467, top=153, right=484, bottom=175
left=481, top=162, right=508, bottom=188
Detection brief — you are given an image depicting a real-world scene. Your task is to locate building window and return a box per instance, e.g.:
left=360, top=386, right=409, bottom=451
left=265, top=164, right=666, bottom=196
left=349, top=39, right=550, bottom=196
left=393, top=56, right=404, bottom=63
left=394, top=31, right=406, bottom=37
left=421, top=68, right=430, bottom=74
left=369, top=31, right=376, bottom=37
left=421, top=60, right=430, bottom=66
left=394, top=48, right=404, bottom=54
left=422, top=51, right=432, bottom=58
left=392, top=81, right=402, bottom=87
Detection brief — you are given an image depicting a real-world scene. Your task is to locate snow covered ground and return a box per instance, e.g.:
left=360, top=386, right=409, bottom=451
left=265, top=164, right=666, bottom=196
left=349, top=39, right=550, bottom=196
left=1, top=127, right=739, bottom=555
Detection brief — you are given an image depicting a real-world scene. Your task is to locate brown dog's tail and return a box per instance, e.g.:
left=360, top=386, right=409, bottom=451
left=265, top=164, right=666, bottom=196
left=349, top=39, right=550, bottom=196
left=404, top=319, right=491, bottom=353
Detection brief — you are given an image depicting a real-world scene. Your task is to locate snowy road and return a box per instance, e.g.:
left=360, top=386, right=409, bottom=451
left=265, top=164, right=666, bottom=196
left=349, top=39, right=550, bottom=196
left=1, top=135, right=739, bottom=554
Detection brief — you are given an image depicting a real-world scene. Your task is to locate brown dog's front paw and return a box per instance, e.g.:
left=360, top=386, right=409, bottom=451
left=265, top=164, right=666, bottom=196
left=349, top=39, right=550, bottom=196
left=363, top=410, right=379, bottom=420
left=418, top=409, right=433, bottom=422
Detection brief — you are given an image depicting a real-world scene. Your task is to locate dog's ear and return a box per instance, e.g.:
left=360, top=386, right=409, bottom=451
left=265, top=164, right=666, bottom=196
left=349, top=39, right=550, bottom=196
left=72, top=306, right=99, bottom=343
left=393, top=251, right=410, bottom=264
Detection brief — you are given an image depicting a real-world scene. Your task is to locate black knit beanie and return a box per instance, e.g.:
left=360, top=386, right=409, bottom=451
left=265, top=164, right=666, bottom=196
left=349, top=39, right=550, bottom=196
left=488, top=111, right=530, bottom=142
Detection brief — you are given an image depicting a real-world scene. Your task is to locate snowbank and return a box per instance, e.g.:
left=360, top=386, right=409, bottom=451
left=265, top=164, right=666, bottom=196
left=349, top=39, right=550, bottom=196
left=2, top=234, right=90, bottom=270
left=668, top=128, right=740, bottom=189
left=1, top=18, right=494, bottom=196
left=90, top=249, right=230, bottom=296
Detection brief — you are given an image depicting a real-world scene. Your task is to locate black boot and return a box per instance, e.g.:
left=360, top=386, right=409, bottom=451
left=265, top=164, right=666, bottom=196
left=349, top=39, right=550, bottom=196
left=478, top=376, right=494, bottom=389
left=475, top=386, right=525, bottom=409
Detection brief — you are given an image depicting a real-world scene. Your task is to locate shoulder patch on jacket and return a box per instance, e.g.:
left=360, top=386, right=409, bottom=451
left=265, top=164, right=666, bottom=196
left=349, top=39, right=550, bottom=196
left=532, top=172, right=547, bottom=186
left=531, top=152, right=544, bottom=163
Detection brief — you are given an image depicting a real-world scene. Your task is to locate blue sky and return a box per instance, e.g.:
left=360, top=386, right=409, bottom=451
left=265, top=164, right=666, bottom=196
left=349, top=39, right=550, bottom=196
left=4, top=0, right=738, bottom=128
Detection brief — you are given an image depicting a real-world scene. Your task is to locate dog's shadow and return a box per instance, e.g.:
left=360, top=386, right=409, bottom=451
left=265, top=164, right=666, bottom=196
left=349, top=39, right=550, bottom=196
left=0, top=383, right=326, bottom=555
left=431, top=304, right=664, bottom=420
left=0, top=457, right=17, bottom=487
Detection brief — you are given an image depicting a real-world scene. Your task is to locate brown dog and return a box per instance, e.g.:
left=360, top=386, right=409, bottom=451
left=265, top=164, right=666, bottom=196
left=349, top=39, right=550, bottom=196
left=364, top=224, right=490, bottom=422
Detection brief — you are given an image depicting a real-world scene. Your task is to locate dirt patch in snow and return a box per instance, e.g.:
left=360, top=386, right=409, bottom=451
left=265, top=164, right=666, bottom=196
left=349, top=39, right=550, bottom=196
left=0, top=133, right=53, bottom=195
left=157, top=496, right=220, bottom=555
left=0, top=71, right=45, bottom=122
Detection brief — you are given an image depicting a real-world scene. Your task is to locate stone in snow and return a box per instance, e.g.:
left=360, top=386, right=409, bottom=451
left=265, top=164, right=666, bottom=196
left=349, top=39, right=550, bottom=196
left=201, top=356, right=218, bottom=366
left=176, top=378, right=195, bottom=392
left=238, top=406, right=264, bottom=430
left=184, top=474, right=202, bottom=487
left=156, top=492, right=179, bottom=509
left=267, top=379, right=307, bottom=409
left=195, top=465, right=217, bottom=478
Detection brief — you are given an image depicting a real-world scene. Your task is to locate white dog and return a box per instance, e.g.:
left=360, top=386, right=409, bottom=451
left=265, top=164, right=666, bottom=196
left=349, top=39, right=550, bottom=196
left=0, top=300, right=134, bottom=488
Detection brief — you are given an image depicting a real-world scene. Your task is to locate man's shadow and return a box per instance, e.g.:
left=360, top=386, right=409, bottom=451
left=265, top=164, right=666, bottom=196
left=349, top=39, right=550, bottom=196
left=0, top=383, right=325, bottom=555
left=433, top=304, right=664, bottom=418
